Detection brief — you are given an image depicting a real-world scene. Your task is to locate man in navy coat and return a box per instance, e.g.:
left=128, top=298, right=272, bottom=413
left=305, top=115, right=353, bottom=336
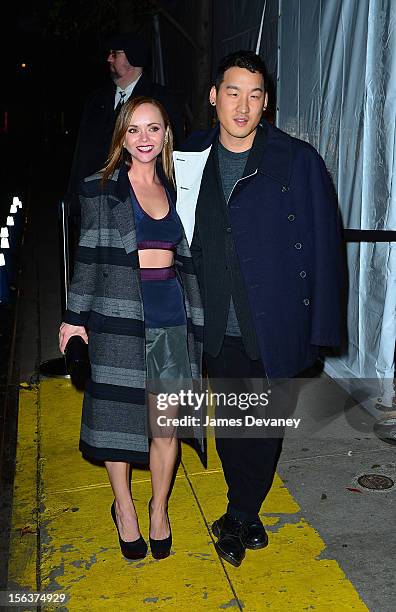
left=173, top=50, right=342, bottom=567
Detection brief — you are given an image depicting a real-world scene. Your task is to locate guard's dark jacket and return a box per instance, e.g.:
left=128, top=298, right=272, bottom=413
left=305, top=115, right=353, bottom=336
left=68, top=74, right=183, bottom=199
left=173, top=120, right=343, bottom=378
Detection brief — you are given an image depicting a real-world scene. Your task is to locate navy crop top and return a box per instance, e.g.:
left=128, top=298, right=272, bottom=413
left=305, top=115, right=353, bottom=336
left=129, top=184, right=183, bottom=251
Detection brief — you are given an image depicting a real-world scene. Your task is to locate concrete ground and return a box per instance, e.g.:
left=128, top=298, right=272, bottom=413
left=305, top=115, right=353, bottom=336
left=3, top=166, right=395, bottom=611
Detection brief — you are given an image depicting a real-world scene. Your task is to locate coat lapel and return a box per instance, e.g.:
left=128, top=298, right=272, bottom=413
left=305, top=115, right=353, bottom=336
left=107, top=164, right=138, bottom=255
left=258, top=123, right=293, bottom=186
left=205, top=145, right=229, bottom=220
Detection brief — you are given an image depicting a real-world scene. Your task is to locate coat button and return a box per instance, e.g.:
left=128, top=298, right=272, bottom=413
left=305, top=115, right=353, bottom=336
left=303, top=298, right=310, bottom=306
left=294, top=242, right=302, bottom=249
left=282, top=185, right=290, bottom=192
left=299, top=270, right=307, bottom=278
left=226, top=227, right=232, bottom=233
left=287, top=214, right=295, bottom=221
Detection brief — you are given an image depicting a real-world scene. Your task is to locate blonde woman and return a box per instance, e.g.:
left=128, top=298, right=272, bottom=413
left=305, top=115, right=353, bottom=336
left=59, top=97, right=203, bottom=560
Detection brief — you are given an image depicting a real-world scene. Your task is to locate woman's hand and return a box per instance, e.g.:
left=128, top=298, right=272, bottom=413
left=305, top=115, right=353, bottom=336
left=59, top=323, right=88, bottom=354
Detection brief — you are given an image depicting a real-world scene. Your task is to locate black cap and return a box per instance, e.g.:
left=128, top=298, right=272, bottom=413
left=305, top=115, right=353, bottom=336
left=107, top=32, right=150, bottom=67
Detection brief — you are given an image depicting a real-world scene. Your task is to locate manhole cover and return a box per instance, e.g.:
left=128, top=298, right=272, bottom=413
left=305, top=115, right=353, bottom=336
left=357, top=474, right=394, bottom=490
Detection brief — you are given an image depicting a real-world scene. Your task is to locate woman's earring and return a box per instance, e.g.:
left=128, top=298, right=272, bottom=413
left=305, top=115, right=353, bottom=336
left=211, top=100, right=215, bottom=106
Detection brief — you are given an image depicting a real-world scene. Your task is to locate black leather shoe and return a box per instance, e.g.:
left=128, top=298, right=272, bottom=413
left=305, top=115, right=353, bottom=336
left=212, top=514, right=245, bottom=567
left=111, top=501, right=148, bottom=560
left=240, top=518, right=269, bottom=550
left=148, top=500, right=172, bottom=560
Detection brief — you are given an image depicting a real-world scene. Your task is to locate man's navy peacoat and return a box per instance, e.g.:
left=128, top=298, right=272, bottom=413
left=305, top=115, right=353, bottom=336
left=173, top=120, right=343, bottom=378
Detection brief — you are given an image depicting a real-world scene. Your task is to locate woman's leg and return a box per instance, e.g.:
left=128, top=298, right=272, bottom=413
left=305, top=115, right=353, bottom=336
left=105, top=461, right=141, bottom=541
left=148, top=393, right=178, bottom=539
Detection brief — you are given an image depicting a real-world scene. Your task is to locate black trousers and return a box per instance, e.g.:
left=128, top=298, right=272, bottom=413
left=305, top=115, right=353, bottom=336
left=205, top=336, right=291, bottom=520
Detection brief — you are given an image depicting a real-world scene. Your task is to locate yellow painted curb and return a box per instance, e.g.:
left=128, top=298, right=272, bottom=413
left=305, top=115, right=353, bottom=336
left=8, top=385, right=39, bottom=591
left=8, top=378, right=369, bottom=611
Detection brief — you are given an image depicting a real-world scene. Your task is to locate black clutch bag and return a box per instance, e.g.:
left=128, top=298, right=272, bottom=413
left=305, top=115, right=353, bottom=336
left=65, top=335, right=91, bottom=390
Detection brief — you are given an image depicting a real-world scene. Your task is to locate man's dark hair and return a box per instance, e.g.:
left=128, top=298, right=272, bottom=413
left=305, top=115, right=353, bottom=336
left=215, top=50, right=269, bottom=91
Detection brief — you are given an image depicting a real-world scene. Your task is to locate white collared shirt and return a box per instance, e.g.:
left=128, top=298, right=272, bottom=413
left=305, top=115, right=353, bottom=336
left=173, top=146, right=212, bottom=245
left=114, top=74, right=142, bottom=109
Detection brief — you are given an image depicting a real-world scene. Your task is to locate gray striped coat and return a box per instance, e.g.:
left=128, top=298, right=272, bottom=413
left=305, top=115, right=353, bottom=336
left=64, top=163, right=204, bottom=463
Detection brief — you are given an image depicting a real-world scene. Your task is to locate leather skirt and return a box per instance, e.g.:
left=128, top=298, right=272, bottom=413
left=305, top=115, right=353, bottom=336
left=145, top=324, right=192, bottom=395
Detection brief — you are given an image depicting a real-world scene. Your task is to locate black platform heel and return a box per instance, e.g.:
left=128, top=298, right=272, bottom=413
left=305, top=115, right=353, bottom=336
left=148, top=499, right=172, bottom=560
left=111, top=501, right=148, bottom=560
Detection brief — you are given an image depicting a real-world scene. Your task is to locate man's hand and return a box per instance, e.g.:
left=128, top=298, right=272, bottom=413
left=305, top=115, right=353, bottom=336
left=59, top=323, right=88, bottom=354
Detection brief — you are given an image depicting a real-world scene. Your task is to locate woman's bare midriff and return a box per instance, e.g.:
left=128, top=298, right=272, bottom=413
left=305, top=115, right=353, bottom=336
left=138, top=248, right=174, bottom=268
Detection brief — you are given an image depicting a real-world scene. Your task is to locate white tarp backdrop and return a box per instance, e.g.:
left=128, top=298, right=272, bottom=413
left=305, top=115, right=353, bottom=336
left=258, top=0, right=395, bottom=407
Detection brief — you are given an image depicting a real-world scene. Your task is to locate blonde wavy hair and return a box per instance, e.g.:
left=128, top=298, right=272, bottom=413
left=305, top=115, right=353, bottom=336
left=101, top=96, right=175, bottom=186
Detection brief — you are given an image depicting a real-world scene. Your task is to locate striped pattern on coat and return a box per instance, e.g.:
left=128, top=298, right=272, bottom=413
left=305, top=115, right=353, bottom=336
left=64, top=163, right=204, bottom=463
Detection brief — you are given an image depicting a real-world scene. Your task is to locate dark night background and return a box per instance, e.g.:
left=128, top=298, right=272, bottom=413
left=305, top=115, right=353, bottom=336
left=1, top=2, right=120, bottom=200
left=0, top=1, right=104, bottom=199
left=0, top=0, right=192, bottom=201
left=0, top=0, right=217, bottom=204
